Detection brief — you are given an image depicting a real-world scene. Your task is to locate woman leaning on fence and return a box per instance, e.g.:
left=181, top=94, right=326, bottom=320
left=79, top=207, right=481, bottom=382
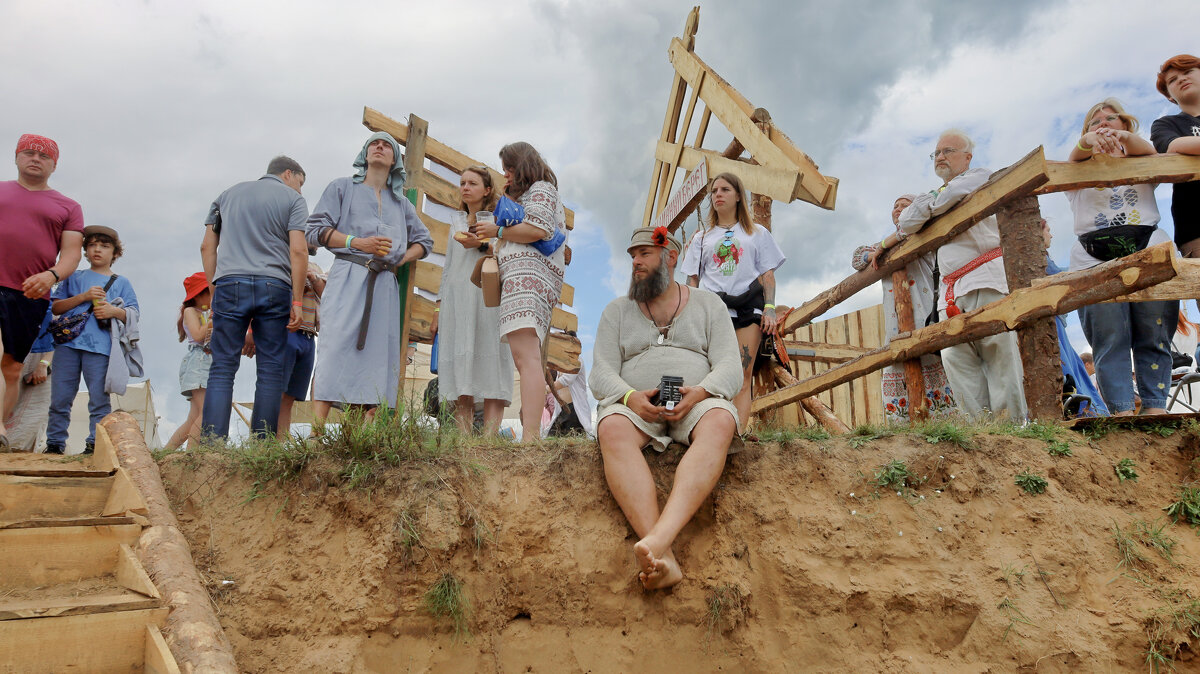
left=680, top=172, right=785, bottom=429
left=854, top=195, right=956, bottom=422
left=1066, top=97, right=1177, bottom=416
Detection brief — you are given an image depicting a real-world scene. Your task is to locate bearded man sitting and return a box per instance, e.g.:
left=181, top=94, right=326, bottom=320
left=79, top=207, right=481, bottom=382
left=589, top=226, right=742, bottom=590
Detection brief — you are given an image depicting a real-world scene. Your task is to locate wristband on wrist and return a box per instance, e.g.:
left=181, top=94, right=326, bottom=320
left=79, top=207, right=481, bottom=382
left=764, top=304, right=776, bottom=310
left=345, top=235, right=355, bottom=248
left=292, top=301, right=303, bottom=307
left=434, top=307, right=440, bottom=312
left=497, top=226, right=505, bottom=240
left=622, top=389, right=635, bottom=406
left=1077, top=139, right=1093, bottom=152
left=879, top=238, right=887, bottom=250
left=39, top=359, right=50, bottom=367
left=47, top=269, right=59, bottom=281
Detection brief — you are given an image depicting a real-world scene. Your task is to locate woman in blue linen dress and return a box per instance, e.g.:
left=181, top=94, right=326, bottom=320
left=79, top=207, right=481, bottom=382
left=305, top=132, right=432, bottom=424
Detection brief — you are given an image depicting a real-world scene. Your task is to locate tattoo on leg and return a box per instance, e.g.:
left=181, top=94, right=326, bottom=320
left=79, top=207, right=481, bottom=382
left=741, top=345, right=752, bottom=370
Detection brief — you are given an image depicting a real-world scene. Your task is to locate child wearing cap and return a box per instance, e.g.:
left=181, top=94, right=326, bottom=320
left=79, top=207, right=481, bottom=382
left=45, top=225, right=138, bottom=454
left=165, top=272, right=212, bottom=450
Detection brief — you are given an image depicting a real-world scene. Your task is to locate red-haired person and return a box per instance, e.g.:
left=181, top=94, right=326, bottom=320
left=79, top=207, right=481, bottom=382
left=1152, top=55, right=1200, bottom=264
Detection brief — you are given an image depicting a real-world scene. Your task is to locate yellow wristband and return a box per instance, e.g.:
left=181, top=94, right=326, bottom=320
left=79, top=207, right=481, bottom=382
left=764, top=304, right=775, bottom=310
left=39, top=359, right=50, bottom=367
left=622, top=389, right=635, bottom=406
left=1076, top=139, right=1093, bottom=152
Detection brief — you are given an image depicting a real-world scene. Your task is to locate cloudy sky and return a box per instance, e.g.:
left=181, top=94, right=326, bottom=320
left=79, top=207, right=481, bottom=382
left=4, top=0, right=1195, bottom=440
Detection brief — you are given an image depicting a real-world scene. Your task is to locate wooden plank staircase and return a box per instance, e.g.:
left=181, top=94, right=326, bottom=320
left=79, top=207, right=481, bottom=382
left=0, top=425, right=180, bottom=673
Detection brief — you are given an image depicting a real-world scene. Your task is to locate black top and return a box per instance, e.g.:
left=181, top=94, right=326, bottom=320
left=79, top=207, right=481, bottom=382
left=1151, top=112, right=1200, bottom=244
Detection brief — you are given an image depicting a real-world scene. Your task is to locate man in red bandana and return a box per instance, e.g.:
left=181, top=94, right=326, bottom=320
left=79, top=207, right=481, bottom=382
left=0, top=134, right=84, bottom=450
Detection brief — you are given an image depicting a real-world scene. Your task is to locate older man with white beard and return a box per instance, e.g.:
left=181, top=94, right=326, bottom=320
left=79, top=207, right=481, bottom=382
left=895, top=129, right=1027, bottom=421
left=590, top=226, right=742, bottom=590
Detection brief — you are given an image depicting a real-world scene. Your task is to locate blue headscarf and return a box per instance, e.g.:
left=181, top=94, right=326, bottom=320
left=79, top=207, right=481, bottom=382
left=352, top=131, right=407, bottom=202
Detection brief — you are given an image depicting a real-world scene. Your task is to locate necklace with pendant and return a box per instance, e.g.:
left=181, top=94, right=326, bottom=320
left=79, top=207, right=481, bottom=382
left=643, top=282, right=682, bottom=344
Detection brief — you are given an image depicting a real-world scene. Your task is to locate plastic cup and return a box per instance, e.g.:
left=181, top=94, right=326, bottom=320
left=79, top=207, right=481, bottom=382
left=476, top=211, right=495, bottom=225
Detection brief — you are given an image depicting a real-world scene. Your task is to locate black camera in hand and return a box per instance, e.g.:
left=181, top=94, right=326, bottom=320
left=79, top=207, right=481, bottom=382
left=651, top=375, right=684, bottom=411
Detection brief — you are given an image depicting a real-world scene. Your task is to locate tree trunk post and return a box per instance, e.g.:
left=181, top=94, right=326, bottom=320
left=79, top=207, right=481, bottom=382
left=890, top=267, right=929, bottom=420
left=996, top=194, right=1062, bottom=421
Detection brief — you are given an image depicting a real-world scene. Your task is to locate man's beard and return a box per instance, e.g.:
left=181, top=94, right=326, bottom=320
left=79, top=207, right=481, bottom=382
left=628, top=259, right=671, bottom=303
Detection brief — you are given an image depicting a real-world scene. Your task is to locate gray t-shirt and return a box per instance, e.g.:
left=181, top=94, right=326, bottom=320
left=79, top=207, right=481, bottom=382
left=205, top=174, right=308, bottom=284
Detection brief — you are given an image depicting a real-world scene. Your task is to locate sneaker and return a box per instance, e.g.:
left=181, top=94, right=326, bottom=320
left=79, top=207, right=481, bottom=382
left=43, top=443, right=65, bottom=455
left=83, top=441, right=95, bottom=455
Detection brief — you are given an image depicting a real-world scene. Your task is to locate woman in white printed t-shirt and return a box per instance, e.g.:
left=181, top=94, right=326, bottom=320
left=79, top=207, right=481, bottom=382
left=1067, top=97, right=1177, bottom=415
left=681, top=172, right=785, bottom=429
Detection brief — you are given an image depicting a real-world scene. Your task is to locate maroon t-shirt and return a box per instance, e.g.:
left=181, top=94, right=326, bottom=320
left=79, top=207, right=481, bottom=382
left=0, top=180, right=84, bottom=294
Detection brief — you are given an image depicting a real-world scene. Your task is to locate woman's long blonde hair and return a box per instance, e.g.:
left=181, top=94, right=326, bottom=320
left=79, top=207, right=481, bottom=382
left=705, top=172, right=754, bottom=235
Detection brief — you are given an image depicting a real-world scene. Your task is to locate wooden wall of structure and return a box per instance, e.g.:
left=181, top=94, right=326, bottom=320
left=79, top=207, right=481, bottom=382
left=786, top=305, right=884, bottom=428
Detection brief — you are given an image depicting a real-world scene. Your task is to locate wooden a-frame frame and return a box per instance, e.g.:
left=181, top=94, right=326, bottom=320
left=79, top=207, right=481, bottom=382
left=642, top=6, right=839, bottom=233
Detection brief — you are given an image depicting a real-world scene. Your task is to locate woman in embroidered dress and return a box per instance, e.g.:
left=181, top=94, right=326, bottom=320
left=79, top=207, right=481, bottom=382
left=1067, top=98, right=1176, bottom=415
left=473, top=142, right=565, bottom=441
left=680, top=172, right=785, bottom=428
left=857, top=195, right=955, bottom=422
left=432, top=166, right=513, bottom=435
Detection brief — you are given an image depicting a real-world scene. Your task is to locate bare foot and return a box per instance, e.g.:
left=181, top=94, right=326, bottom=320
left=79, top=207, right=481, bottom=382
left=634, top=540, right=682, bottom=590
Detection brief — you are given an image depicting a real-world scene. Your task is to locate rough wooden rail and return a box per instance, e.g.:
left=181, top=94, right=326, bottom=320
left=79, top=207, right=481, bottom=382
left=754, top=243, right=1179, bottom=415
left=781, top=147, right=1050, bottom=333
left=101, top=412, right=239, bottom=674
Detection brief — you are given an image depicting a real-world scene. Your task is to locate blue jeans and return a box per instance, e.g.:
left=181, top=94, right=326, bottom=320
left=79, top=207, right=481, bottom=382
left=1079, top=299, right=1179, bottom=412
left=46, top=345, right=110, bottom=447
left=281, top=330, right=316, bottom=400
left=201, top=275, right=291, bottom=439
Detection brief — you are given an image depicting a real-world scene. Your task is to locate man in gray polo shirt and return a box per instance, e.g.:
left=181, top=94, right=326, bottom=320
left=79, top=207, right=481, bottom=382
left=200, top=155, right=308, bottom=439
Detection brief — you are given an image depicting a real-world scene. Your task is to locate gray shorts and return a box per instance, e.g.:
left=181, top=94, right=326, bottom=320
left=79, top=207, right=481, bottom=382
left=596, top=397, right=739, bottom=452
left=179, top=345, right=211, bottom=399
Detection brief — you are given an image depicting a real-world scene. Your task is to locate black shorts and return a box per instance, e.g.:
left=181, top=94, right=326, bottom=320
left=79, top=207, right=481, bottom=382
left=730, top=312, right=761, bottom=330
left=0, top=287, right=50, bottom=362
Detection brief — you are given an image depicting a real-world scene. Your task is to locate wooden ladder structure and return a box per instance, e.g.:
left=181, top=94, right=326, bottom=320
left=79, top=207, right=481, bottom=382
left=0, top=427, right=180, bottom=673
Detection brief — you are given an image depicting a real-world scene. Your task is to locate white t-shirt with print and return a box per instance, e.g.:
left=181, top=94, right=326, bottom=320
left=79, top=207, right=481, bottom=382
left=680, top=224, right=786, bottom=318
left=1066, top=183, right=1165, bottom=271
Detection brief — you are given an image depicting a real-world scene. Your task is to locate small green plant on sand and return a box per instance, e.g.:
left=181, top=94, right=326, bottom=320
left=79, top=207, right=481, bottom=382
left=705, top=584, right=745, bottom=640
left=1045, top=440, right=1073, bottom=457
left=872, top=460, right=912, bottom=492
left=1163, top=484, right=1200, bottom=528
left=999, top=563, right=1027, bottom=587
left=1014, top=470, right=1048, bottom=495
left=424, top=573, right=471, bottom=639
left=1144, top=595, right=1200, bottom=672
left=1115, top=458, right=1139, bottom=483
left=997, top=597, right=1035, bottom=642
left=1112, top=522, right=1151, bottom=570
left=1145, top=421, right=1179, bottom=438
left=848, top=423, right=894, bottom=449
left=394, top=509, right=421, bottom=560
left=910, top=419, right=976, bottom=450
left=757, top=425, right=831, bottom=443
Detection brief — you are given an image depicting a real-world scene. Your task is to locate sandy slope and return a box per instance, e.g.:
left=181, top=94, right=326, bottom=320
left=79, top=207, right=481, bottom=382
left=159, top=426, right=1200, bottom=673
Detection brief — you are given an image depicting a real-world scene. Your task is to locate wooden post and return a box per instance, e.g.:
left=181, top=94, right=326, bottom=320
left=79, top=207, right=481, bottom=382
left=395, top=114, right=428, bottom=409
left=890, top=267, right=929, bottom=420
left=996, top=194, right=1061, bottom=421
left=99, top=413, right=238, bottom=673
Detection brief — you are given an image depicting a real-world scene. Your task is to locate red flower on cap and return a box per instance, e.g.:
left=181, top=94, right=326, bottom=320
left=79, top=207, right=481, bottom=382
left=651, top=226, right=669, bottom=247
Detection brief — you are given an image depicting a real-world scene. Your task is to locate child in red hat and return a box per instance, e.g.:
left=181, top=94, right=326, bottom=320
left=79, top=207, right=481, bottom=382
left=165, top=272, right=212, bottom=450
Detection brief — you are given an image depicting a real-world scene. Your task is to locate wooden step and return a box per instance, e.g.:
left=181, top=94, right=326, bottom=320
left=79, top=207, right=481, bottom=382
left=0, top=524, right=143, bottom=589
left=0, top=424, right=120, bottom=477
left=0, top=466, right=147, bottom=528
left=0, top=542, right=160, bottom=620
left=0, top=610, right=177, bottom=674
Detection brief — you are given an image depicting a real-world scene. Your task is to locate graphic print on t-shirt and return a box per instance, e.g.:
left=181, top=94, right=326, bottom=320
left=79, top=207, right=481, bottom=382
left=712, top=230, right=742, bottom=276
left=1094, top=186, right=1142, bottom=228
